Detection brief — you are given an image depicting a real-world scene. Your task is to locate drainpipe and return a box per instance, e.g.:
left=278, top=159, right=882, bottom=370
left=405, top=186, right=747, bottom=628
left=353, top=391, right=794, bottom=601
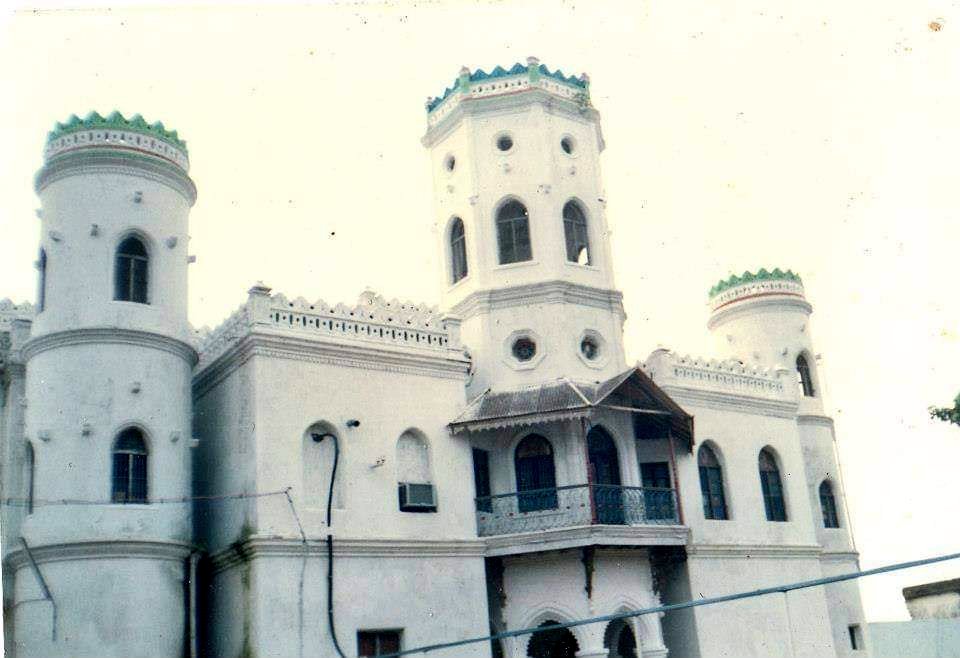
left=186, top=550, right=201, bottom=658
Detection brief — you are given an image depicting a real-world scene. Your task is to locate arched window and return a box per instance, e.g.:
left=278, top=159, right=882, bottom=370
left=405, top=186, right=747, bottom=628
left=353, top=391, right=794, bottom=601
left=449, top=218, right=468, bottom=284
left=698, top=444, right=728, bottom=520
left=562, top=200, right=591, bottom=265
left=37, top=248, right=47, bottom=312
left=303, top=422, right=343, bottom=511
left=527, top=620, right=579, bottom=658
left=114, top=236, right=149, bottom=304
left=496, top=200, right=532, bottom=265
left=796, top=354, right=815, bottom=397
left=515, top=434, right=557, bottom=512
left=25, top=442, right=35, bottom=515
left=396, top=430, right=435, bottom=512
left=758, top=448, right=786, bottom=522
left=819, top=480, right=840, bottom=528
left=112, top=428, right=148, bottom=504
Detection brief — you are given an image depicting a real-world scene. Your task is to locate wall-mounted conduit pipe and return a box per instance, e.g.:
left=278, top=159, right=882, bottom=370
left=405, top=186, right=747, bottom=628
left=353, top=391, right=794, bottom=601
left=18, top=537, right=56, bottom=641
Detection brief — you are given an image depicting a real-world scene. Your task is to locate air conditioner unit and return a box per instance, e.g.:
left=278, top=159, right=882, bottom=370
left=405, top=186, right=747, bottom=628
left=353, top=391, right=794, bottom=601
left=398, top=482, right=437, bottom=512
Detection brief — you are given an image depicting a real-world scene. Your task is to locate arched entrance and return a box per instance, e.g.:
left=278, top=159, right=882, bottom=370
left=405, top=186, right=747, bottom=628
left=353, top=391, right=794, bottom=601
left=587, top=426, right=624, bottom=524
left=603, top=619, right=638, bottom=658
left=527, top=620, right=580, bottom=658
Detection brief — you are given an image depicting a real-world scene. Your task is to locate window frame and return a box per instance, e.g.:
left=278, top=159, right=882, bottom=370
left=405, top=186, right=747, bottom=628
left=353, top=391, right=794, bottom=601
left=514, top=434, right=558, bottom=513
left=495, top=199, right=533, bottom=265
left=562, top=200, right=591, bottom=265
left=449, top=217, right=468, bottom=284
left=819, top=479, right=840, bottom=528
left=357, top=629, right=403, bottom=657
left=25, top=442, right=35, bottom=515
left=111, top=427, right=149, bottom=504
left=114, top=234, right=150, bottom=304
left=796, top=353, right=815, bottom=397
left=697, top=444, right=729, bottom=521
left=37, top=247, right=47, bottom=313
left=758, top=448, right=787, bottom=522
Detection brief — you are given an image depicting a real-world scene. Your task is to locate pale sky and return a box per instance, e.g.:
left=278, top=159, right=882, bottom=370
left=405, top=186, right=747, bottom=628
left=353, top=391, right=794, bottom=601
left=1, top=0, right=958, bottom=623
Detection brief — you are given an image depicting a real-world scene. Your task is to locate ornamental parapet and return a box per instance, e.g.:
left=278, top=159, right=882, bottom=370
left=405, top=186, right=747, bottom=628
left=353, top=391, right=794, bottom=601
left=426, top=57, right=590, bottom=128
left=643, top=348, right=792, bottom=401
left=0, top=300, right=34, bottom=332
left=197, top=285, right=463, bottom=370
left=708, top=268, right=805, bottom=313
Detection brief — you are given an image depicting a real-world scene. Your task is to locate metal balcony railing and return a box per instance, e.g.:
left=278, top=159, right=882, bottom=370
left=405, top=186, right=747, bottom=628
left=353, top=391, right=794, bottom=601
left=475, top=484, right=679, bottom=537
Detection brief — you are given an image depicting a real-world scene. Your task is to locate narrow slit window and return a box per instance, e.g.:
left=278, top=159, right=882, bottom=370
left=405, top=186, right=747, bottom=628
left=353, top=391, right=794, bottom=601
left=562, top=200, right=591, bottom=265
left=449, top=218, right=468, bottom=284
left=796, top=354, right=815, bottom=397
left=37, top=248, right=47, bottom=312
left=819, top=480, right=840, bottom=528
left=698, top=445, right=728, bottom=520
left=112, top=428, right=148, bottom=504
left=759, top=448, right=787, bottom=522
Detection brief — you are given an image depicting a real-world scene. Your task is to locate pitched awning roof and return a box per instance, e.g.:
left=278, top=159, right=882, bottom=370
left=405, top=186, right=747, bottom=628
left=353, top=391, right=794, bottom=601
left=449, top=366, right=694, bottom=447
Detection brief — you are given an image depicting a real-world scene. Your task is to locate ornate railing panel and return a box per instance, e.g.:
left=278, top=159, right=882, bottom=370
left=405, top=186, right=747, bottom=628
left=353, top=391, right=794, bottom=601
left=475, top=484, right=678, bottom=537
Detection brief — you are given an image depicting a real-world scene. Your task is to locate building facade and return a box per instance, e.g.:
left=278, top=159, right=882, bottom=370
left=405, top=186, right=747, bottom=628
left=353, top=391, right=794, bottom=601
left=1, top=60, right=870, bottom=658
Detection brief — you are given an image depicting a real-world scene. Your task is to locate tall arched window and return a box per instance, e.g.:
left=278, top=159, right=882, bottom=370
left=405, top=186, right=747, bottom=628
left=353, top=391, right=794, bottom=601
left=758, top=448, right=786, bottom=522
left=25, top=442, right=35, bottom=515
left=819, top=480, right=840, bottom=528
left=37, top=248, right=47, bottom=312
left=449, top=218, right=468, bottom=284
left=496, top=200, right=532, bottom=265
left=515, top=434, right=557, bottom=512
left=796, top=354, right=815, bottom=397
left=114, top=236, right=149, bottom=304
left=698, top=444, right=728, bottom=520
left=562, top=200, right=591, bottom=265
left=112, top=428, right=148, bottom=504
left=396, top=430, right=435, bottom=512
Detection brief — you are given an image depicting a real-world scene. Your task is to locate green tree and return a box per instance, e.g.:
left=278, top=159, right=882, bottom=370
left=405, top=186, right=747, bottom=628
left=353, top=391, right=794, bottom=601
left=929, top=393, right=960, bottom=427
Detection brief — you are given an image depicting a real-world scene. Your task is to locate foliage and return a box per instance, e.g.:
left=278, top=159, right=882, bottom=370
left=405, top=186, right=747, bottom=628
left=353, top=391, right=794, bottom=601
left=929, top=393, right=960, bottom=427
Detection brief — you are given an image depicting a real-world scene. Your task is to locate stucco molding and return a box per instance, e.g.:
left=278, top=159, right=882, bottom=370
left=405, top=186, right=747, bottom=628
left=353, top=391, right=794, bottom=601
left=451, top=281, right=625, bottom=322
left=686, top=543, right=823, bottom=559
left=796, top=414, right=835, bottom=429
left=23, top=327, right=198, bottom=366
left=483, top=524, right=689, bottom=557
left=209, top=536, right=487, bottom=574
left=4, top=539, right=193, bottom=571
left=708, top=295, right=813, bottom=330
left=819, top=550, right=861, bottom=564
left=660, top=385, right=799, bottom=419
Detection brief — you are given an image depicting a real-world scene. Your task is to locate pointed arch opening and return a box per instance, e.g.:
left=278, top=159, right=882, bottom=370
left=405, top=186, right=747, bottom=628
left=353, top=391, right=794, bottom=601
left=449, top=217, right=468, bottom=284
left=603, top=619, right=638, bottom=658
left=515, top=434, right=557, bottom=512
left=562, top=200, right=591, bottom=265
left=112, top=427, right=148, bottom=504
left=526, top=621, right=579, bottom=658
left=759, top=448, right=787, bottom=522
left=796, top=353, right=815, bottom=397
left=496, top=199, right=532, bottom=265
left=819, top=479, right=840, bottom=528
left=587, top=426, right=625, bottom=524
left=698, top=443, right=729, bottom=520
left=114, top=235, right=149, bottom=304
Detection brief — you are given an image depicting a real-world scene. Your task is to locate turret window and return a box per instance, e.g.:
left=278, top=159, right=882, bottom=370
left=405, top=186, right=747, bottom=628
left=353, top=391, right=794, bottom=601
left=449, top=218, right=468, bottom=284
left=496, top=200, right=532, bottom=265
left=820, top=480, right=840, bottom=528
left=758, top=448, right=787, bottom=522
left=114, top=236, right=149, bottom=304
left=796, top=354, right=815, bottom=397
left=112, top=428, right=148, bottom=504
left=698, top=444, right=728, bottom=520
left=37, top=248, right=47, bottom=312
left=25, top=442, right=35, bottom=515
left=563, top=200, right=591, bottom=265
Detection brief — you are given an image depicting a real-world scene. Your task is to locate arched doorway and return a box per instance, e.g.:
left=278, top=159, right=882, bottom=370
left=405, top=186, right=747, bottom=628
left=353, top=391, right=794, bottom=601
left=527, top=620, right=579, bottom=658
left=604, top=619, right=638, bottom=658
left=587, top=426, right=624, bottom=524
left=515, top=435, right=558, bottom=512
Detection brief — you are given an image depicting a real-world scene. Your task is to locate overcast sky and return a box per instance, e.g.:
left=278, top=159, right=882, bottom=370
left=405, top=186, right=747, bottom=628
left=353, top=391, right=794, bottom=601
left=1, top=0, right=958, bottom=623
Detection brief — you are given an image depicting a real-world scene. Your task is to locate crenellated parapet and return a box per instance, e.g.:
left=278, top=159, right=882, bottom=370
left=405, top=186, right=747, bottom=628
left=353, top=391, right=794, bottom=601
left=197, top=285, right=464, bottom=371
left=0, top=299, right=35, bottom=332
left=643, top=348, right=794, bottom=402
left=425, top=57, right=590, bottom=129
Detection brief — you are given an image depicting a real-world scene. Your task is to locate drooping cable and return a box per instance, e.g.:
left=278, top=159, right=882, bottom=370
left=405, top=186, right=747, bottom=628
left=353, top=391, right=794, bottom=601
left=315, top=433, right=347, bottom=658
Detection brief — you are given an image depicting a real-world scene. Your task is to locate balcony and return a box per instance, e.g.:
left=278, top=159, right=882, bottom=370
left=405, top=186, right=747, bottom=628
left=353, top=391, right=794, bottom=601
left=476, top=484, right=680, bottom=538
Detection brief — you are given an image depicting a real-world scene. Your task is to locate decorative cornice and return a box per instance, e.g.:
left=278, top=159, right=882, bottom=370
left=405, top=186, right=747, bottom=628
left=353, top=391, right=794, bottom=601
left=797, top=414, right=835, bottom=429
left=819, top=550, right=861, bottom=563
left=23, top=328, right=198, bottom=366
left=35, top=149, right=197, bottom=205
left=4, top=539, right=193, bottom=571
left=644, top=349, right=791, bottom=403
left=209, top=536, right=487, bottom=574
left=660, top=384, right=799, bottom=419
left=46, top=111, right=187, bottom=155
left=709, top=268, right=803, bottom=299
left=482, top=523, right=689, bottom=558
left=707, top=294, right=813, bottom=330
left=686, top=543, right=823, bottom=559
left=450, top=281, right=624, bottom=322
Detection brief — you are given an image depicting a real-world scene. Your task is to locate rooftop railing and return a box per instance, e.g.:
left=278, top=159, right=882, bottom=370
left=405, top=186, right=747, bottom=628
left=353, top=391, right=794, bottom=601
left=475, top=484, right=678, bottom=537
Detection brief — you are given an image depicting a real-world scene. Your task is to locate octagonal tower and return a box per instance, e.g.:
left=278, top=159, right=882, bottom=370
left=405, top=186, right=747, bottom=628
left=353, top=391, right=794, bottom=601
left=423, top=58, right=626, bottom=394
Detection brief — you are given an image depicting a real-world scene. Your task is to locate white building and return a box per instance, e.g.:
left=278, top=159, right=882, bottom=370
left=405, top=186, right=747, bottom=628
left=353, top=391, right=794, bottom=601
left=1, top=59, right=871, bottom=658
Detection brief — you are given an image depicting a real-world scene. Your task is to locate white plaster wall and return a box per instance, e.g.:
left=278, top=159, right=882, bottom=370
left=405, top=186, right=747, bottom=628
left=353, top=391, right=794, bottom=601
left=909, top=592, right=960, bottom=620
left=821, top=556, right=872, bottom=657
left=870, top=620, right=960, bottom=658
left=234, top=554, right=490, bottom=658
left=246, top=352, right=475, bottom=541
left=1, top=364, right=29, bottom=558
left=11, top=553, right=189, bottom=658
left=798, top=419, right=856, bottom=554
left=22, top=342, right=192, bottom=544
left=686, top=555, right=837, bottom=658
left=32, top=173, right=192, bottom=342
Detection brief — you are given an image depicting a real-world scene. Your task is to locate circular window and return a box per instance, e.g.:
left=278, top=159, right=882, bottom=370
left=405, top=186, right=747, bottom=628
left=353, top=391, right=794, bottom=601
left=512, top=337, right=537, bottom=362
left=496, top=133, right=514, bottom=152
left=580, top=336, right=599, bottom=360
left=444, top=154, right=456, bottom=172
left=561, top=136, right=575, bottom=155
